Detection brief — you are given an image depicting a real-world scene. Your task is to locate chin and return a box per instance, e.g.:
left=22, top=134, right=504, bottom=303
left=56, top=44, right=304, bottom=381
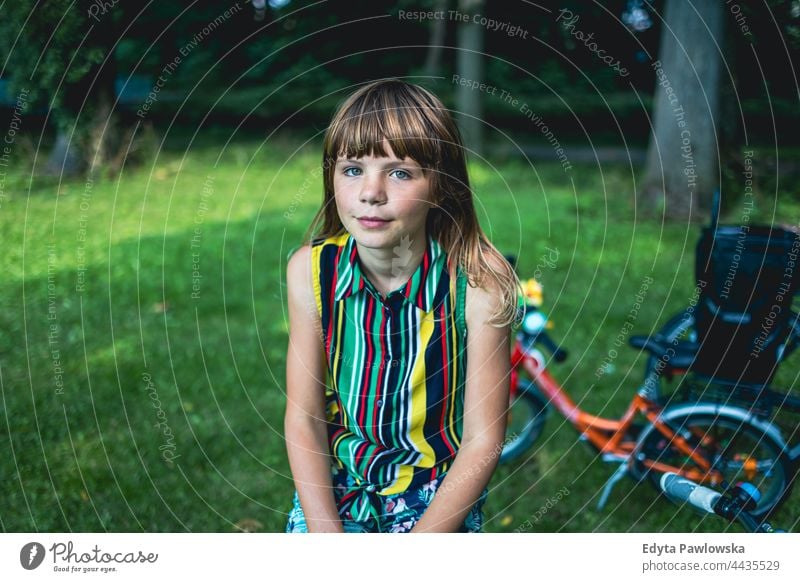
left=352, top=232, right=392, bottom=248
left=351, top=228, right=398, bottom=248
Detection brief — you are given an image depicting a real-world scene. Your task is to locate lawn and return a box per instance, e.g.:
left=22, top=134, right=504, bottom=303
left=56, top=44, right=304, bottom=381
left=1, top=132, right=798, bottom=533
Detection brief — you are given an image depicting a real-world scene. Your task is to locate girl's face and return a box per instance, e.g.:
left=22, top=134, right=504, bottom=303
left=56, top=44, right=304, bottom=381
left=333, top=143, right=433, bottom=250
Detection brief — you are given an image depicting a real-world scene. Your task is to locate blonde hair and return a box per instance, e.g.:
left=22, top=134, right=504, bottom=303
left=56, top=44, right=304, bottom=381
left=303, top=79, right=522, bottom=328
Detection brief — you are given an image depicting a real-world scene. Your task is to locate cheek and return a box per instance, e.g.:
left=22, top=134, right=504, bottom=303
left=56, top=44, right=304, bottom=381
left=334, top=177, right=359, bottom=202
left=332, top=184, right=348, bottom=209
left=408, top=185, right=434, bottom=212
left=414, top=181, right=434, bottom=208
left=333, top=195, right=349, bottom=220
left=396, top=198, right=431, bottom=221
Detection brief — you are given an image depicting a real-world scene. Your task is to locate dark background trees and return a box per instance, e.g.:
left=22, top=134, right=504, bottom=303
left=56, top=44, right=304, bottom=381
left=1, top=0, right=798, bottom=218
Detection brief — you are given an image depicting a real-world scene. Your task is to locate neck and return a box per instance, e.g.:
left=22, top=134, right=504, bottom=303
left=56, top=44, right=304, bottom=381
left=356, top=229, right=428, bottom=298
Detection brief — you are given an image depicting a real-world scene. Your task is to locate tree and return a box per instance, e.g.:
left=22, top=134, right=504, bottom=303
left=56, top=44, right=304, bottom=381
left=0, top=1, right=124, bottom=176
left=455, top=0, right=485, bottom=158
left=639, top=0, right=724, bottom=220
left=423, top=0, right=449, bottom=78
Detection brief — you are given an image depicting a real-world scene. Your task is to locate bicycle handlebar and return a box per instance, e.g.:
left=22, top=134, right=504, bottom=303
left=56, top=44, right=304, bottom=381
left=659, top=472, right=784, bottom=533
left=659, top=472, right=722, bottom=514
left=539, top=331, right=568, bottom=362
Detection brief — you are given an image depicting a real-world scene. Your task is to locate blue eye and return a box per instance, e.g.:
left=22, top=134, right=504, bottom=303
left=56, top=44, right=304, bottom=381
left=391, top=169, right=411, bottom=180
left=342, top=167, right=361, bottom=177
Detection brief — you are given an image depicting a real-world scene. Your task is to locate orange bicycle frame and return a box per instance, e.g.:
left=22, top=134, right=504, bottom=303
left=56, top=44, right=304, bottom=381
left=511, top=341, right=721, bottom=482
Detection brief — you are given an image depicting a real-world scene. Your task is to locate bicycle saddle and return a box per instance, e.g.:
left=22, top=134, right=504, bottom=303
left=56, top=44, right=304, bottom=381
left=628, top=335, right=697, bottom=370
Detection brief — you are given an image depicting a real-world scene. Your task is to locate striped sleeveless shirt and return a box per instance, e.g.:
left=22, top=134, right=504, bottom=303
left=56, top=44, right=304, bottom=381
left=310, top=230, right=468, bottom=521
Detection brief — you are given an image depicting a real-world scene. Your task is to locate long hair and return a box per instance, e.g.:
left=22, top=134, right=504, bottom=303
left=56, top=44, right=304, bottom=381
left=303, top=79, right=521, bottom=328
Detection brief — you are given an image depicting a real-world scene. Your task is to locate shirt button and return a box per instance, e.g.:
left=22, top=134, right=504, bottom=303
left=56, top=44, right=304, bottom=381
left=366, top=485, right=376, bottom=492
left=377, top=399, right=383, bottom=407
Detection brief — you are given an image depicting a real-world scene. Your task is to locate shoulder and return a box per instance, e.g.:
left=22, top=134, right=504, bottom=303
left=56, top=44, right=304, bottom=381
left=287, top=244, right=312, bottom=281
left=287, top=236, right=334, bottom=284
left=465, top=253, right=508, bottom=331
left=286, top=244, right=316, bottom=310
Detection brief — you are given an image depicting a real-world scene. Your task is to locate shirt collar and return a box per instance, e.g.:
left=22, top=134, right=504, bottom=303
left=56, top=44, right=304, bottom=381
left=334, top=231, right=446, bottom=311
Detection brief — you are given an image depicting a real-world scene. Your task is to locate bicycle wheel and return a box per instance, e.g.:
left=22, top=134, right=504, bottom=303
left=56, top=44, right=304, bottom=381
left=500, top=381, right=548, bottom=464
left=635, top=407, right=794, bottom=518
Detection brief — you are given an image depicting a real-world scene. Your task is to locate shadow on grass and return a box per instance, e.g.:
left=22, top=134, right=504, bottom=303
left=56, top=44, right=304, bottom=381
left=1, top=214, right=307, bottom=532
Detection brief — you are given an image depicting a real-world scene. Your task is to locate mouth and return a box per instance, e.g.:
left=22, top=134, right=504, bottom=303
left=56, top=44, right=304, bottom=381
left=357, top=217, right=392, bottom=229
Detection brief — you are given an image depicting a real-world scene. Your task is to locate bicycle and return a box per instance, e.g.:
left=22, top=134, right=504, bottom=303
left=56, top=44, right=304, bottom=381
left=630, top=188, right=800, bottom=462
left=499, top=275, right=795, bottom=519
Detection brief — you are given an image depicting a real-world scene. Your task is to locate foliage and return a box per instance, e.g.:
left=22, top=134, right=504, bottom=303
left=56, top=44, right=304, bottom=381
left=0, top=1, right=117, bottom=131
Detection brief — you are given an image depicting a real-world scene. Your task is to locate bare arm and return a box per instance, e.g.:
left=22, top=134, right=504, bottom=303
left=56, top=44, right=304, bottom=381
left=410, top=271, right=511, bottom=533
left=284, top=245, right=343, bottom=533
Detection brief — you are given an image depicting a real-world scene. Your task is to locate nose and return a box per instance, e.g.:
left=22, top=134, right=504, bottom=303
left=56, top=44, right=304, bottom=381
left=359, top=169, right=387, bottom=205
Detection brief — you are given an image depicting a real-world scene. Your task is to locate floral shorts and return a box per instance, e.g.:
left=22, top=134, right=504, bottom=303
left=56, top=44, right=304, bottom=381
left=286, top=466, right=488, bottom=533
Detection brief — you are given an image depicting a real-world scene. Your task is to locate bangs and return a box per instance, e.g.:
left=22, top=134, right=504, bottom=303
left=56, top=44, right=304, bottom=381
left=324, top=81, right=451, bottom=168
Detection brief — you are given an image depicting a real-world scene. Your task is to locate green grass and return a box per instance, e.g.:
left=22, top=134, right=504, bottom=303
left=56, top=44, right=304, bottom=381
left=1, top=134, right=798, bottom=533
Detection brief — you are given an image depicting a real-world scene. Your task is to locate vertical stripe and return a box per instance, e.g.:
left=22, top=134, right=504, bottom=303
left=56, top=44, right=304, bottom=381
left=311, top=243, right=323, bottom=318
left=357, top=292, right=375, bottom=432
left=375, top=306, right=390, bottom=444
left=332, top=300, right=347, bottom=432
left=394, top=304, right=416, bottom=453
left=448, top=271, right=462, bottom=447
left=407, top=311, right=436, bottom=466
left=438, top=299, right=456, bottom=457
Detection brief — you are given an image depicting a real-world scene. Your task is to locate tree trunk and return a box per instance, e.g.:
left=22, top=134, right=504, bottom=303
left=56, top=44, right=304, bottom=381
left=85, top=79, right=117, bottom=176
left=456, top=0, right=484, bottom=158
left=44, top=77, right=119, bottom=178
left=423, top=0, right=448, bottom=78
left=640, top=0, right=724, bottom=220
left=43, top=130, right=84, bottom=176
left=44, top=8, right=119, bottom=178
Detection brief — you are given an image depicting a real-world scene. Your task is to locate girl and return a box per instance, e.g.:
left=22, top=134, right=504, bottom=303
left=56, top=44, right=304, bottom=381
left=284, top=79, right=521, bottom=533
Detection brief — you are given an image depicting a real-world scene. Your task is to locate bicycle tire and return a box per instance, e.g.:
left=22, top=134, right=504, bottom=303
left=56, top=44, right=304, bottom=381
left=634, top=406, right=794, bottom=519
left=500, top=381, right=548, bottom=464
